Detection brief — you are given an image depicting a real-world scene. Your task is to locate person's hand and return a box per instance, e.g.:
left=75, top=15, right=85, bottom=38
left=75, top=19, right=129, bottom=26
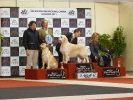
left=26, top=50, right=30, bottom=56
left=70, top=37, right=75, bottom=42
left=95, top=56, right=98, bottom=61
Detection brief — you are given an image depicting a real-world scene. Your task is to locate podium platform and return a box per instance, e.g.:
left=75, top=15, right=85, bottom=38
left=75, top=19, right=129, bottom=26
left=25, top=63, right=126, bottom=80
left=63, top=62, right=126, bottom=78
left=25, top=69, right=46, bottom=80
left=63, top=63, right=76, bottom=79
left=25, top=68, right=67, bottom=80
left=92, top=62, right=126, bottom=78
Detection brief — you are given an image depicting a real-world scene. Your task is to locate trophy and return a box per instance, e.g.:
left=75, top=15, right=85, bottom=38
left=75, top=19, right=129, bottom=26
left=45, top=34, right=53, bottom=44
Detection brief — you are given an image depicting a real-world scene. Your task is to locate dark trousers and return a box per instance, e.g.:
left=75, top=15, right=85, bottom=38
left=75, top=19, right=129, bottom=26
left=90, top=55, right=100, bottom=66
left=56, top=50, right=63, bottom=63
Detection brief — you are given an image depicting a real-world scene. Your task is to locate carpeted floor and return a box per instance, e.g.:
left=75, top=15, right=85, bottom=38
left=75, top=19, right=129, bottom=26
left=0, top=81, right=133, bottom=99
left=0, top=80, right=67, bottom=88
left=76, top=77, right=133, bottom=84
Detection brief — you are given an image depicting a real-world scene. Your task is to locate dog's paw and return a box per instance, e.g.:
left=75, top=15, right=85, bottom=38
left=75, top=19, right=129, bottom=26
left=47, top=67, right=50, bottom=69
left=41, top=67, right=45, bottom=69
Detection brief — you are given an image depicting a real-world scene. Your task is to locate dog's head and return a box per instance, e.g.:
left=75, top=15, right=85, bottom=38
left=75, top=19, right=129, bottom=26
left=58, top=35, right=68, bottom=44
left=40, top=43, right=51, bottom=49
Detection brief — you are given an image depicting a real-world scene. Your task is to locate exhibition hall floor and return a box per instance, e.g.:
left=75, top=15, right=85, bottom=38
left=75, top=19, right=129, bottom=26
left=0, top=75, right=133, bottom=100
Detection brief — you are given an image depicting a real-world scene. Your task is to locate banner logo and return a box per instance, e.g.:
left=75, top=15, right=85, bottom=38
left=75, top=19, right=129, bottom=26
left=61, top=28, right=69, bottom=35
left=11, top=8, right=18, bottom=17
left=10, top=28, right=18, bottom=37
left=19, top=18, right=27, bottom=27
left=2, top=38, right=10, bottom=46
left=1, top=18, right=10, bottom=27
left=1, top=10, right=9, bottom=16
left=2, top=57, right=10, bottom=66
left=68, top=10, right=75, bottom=16
left=21, top=9, right=28, bottom=16
left=70, top=19, right=77, bottom=27
left=11, top=47, right=19, bottom=56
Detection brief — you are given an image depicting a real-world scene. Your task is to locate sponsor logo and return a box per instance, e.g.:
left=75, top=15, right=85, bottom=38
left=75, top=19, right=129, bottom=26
left=70, top=19, right=77, bottom=27
left=11, top=59, right=18, bottom=65
left=19, top=18, right=27, bottom=27
left=47, top=20, right=52, bottom=25
left=20, top=68, right=25, bottom=74
left=20, top=49, right=25, bottom=54
left=1, top=49, right=10, bottom=55
left=2, top=38, right=10, bottom=46
left=78, top=21, right=85, bottom=26
left=78, top=10, right=85, bottom=18
left=2, top=58, right=10, bottom=66
left=68, top=10, right=75, bottom=16
left=10, top=28, right=18, bottom=36
left=76, top=63, right=92, bottom=73
left=20, top=58, right=26, bottom=66
left=2, top=30, right=9, bottom=35
left=36, top=18, right=44, bottom=27
left=11, top=9, right=18, bottom=17
left=10, top=20, right=18, bottom=25
left=11, top=67, right=19, bottom=76
left=11, top=39, right=18, bottom=45
left=53, top=19, right=61, bottom=27
left=47, top=70, right=66, bottom=79
left=54, top=30, right=61, bottom=35
left=21, top=9, right=28, bottom=16
left=62, top=20, right=69, bottom=26
left=78, top=39, right=85, bottom=44
left=2, top=68, right=10, bottom=74
left=61, top=28, right=69, bottom=35
left=1, top=10, right=9, bottom=15
left=86, top=29, right=91, bottom=35
left=86, top=11, right=91, bottom=17
left=1, top=18, right=10, bottom=27
left=79, top=28, right=85, bottom=37
left=19, top=30, right=25, bottom=35
left=86, top=19, right=91, bottom=27
left=11, top=48, right=19, bottom=56
left=77, top=73, right=97, bottom=79
left=103, top=68, right=120, bottom=77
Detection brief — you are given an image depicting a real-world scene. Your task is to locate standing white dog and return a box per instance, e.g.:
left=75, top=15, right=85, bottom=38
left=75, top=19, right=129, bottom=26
left=59, top=35, right=89, bottom=63
left=40, top=43, right=58, bottom=69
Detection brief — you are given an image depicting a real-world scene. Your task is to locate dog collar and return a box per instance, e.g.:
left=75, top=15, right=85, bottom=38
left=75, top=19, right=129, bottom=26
left=42, top=50, right=49, bottom=55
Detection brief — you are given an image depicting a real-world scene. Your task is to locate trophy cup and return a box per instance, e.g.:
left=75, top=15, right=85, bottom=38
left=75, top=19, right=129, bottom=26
left=45, top=34, right=53, bottom=44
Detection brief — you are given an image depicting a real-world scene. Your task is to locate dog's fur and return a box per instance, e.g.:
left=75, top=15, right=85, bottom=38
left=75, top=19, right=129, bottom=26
left=40, top=43, right=58, bottom=69
left=59, top=35, right=89, bottom=63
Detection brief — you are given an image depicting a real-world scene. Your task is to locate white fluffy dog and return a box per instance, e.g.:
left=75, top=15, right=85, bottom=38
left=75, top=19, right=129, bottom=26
left=40, top=43, right=58, bottom=69
left=59, top=35, right=89, bottom=63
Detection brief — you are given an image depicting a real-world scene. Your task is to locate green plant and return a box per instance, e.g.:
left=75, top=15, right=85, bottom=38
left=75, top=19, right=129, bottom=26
left=98, top=33, right=113, bottom=56
left=0, top=33, right=4, bottom=54
left=112, top=26, right=126, bottom=57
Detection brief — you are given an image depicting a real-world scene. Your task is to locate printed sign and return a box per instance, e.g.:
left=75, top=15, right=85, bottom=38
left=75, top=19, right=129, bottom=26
left=76, top=63, right=93, bottom=73
left=103, top=67, right=120, bottom=77
left=77, top=72, right=98, bottom=79
left=47, top=69, right=66, bottom=79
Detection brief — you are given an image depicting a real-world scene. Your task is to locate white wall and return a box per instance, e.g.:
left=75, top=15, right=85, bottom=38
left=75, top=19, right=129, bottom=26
left=119, top=2, right=133, bottom=71
left=0, top=1, right=119, bottom=34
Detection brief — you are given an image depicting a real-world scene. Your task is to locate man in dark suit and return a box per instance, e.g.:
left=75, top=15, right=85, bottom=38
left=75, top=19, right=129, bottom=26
left=56, top=29, right=81, bottom=63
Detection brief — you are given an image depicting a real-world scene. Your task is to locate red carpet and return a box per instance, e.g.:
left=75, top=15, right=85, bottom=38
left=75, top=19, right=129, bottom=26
left=0, top=80, right=68, bottom=88
left=95, top=97, right=133, bottom=100
left=76, top=78, right=133, bottom=84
